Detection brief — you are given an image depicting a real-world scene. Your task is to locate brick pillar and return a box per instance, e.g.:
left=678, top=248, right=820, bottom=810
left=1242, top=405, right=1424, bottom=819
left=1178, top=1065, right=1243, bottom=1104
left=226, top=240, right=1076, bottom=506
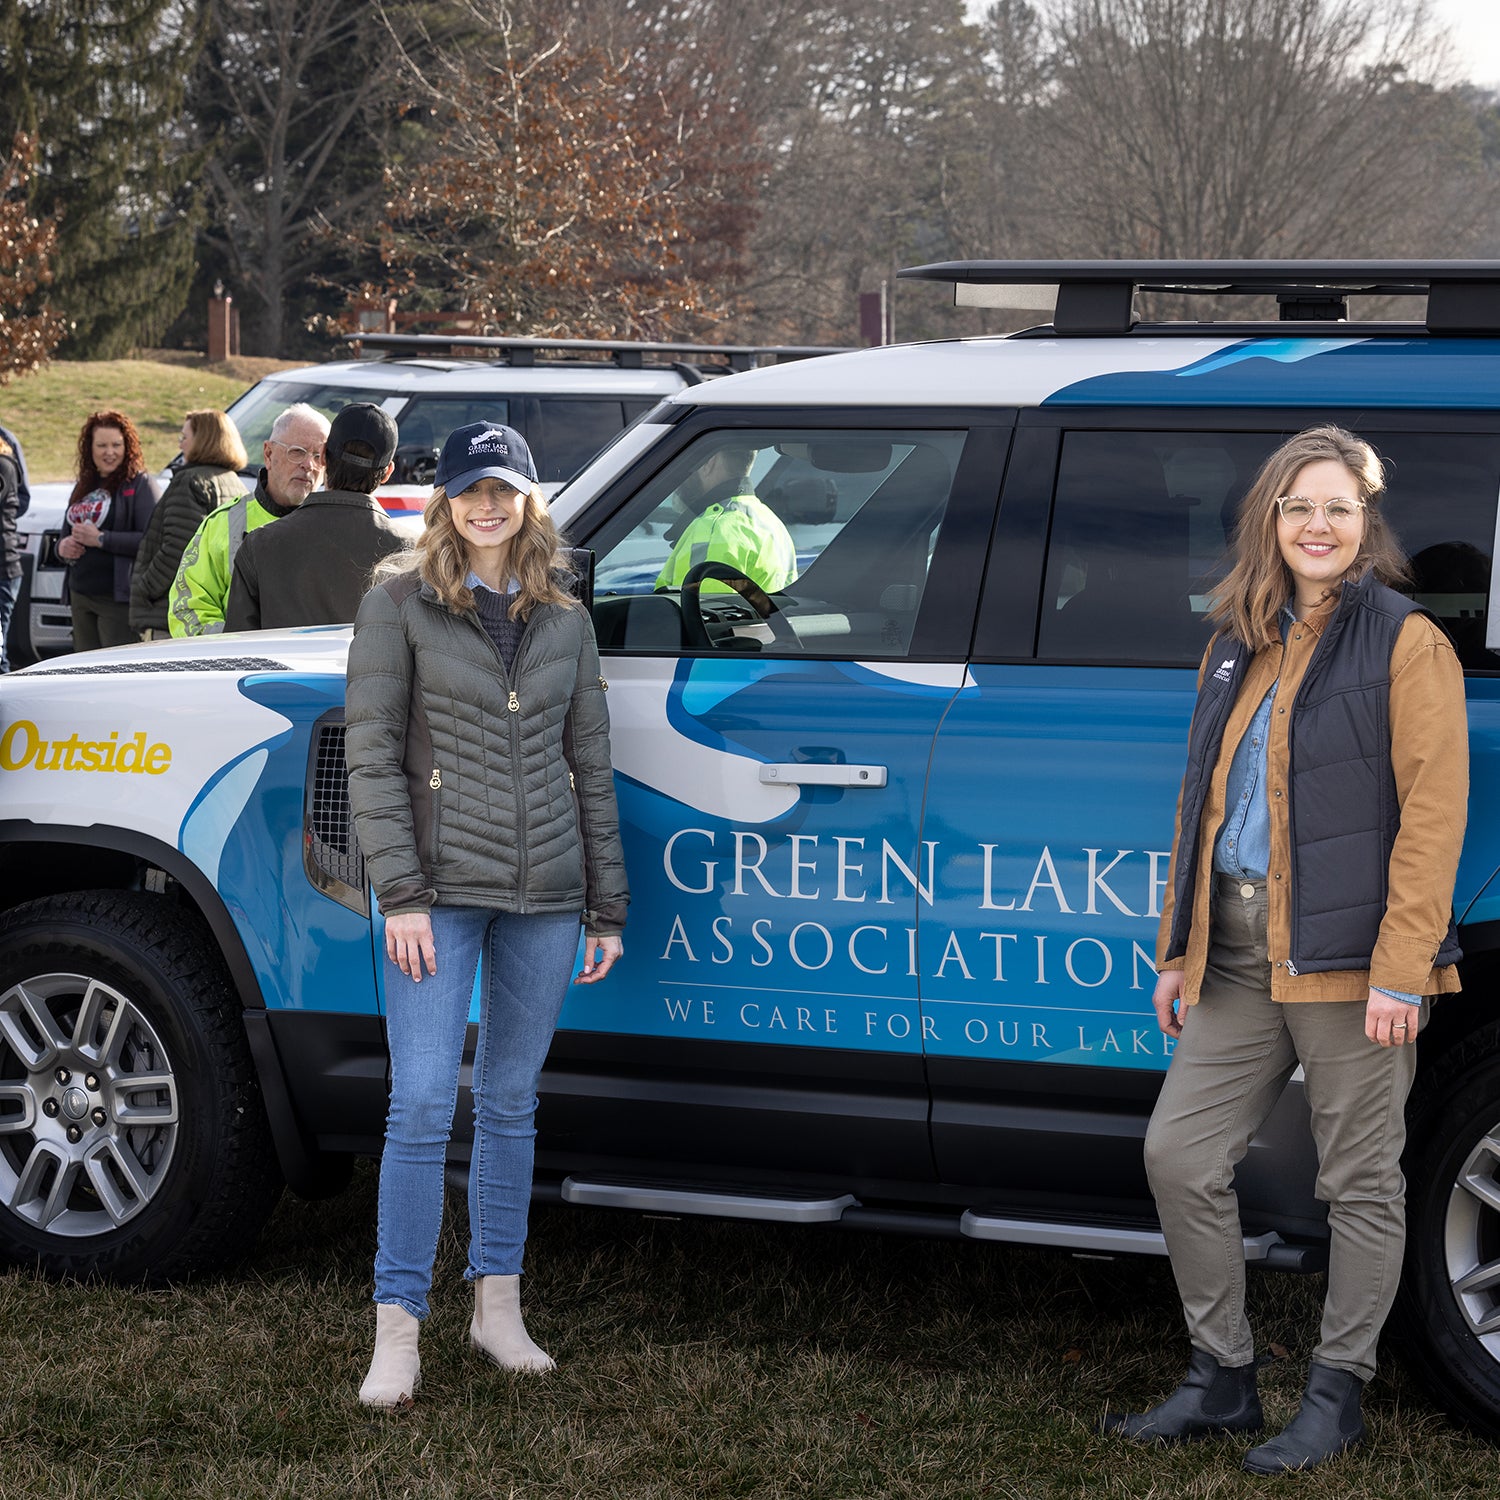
left=859, top=285, right=890, bottom=346
left=208, top=294, right=233, bottom=362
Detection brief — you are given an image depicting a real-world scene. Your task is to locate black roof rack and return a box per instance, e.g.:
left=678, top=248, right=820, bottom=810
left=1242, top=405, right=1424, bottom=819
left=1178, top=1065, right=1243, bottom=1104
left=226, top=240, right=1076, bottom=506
left=898, top=259, right=1500, bottom=336
left=342, top=332, right=852, bottom=372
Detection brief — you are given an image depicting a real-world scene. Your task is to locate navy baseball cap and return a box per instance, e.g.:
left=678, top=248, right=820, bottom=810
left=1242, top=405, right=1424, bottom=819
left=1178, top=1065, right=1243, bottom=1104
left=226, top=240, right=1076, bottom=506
left=435, top=422, right=538, bottom=496
left=327, top=402, right=398, bottom=470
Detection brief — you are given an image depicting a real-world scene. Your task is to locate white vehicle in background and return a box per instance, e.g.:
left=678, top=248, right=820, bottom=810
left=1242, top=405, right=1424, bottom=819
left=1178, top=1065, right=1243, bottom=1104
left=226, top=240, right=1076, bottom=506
left=11, top=335, right=846, bottom=664
left=10, top=482, right=73, bottom=665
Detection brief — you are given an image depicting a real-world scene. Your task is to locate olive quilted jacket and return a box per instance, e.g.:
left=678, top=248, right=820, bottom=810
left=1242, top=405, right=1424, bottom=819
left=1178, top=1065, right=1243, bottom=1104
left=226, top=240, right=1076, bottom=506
left=345, top=572, right=628, bottom=934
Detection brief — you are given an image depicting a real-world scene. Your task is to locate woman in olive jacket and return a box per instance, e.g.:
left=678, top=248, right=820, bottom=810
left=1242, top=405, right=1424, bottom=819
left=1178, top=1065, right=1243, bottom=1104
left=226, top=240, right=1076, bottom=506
left=1101, top=426, right=1468, bottom=1474
left=131, top=409, right=248, bottom=639
left=345, top=422, right=627, bottom=1410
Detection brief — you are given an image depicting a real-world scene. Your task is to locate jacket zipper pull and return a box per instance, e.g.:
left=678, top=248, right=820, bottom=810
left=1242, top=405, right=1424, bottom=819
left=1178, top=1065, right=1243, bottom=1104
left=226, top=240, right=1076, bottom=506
left=1285, top=959, right=1298, bottom=976
left=429, top=768, right=441, bottom=789
left=598, top=675, right=608, bottom=691
left=569, top=770, right=576, bottom=790
left=507, top=689, right=519, bottom=713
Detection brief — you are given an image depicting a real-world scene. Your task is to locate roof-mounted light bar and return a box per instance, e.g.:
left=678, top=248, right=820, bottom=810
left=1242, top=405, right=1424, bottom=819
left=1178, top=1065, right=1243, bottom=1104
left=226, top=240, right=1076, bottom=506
left=898, top=259, right=1500, bottom=336
left=342, top=332, right=852, bottom=372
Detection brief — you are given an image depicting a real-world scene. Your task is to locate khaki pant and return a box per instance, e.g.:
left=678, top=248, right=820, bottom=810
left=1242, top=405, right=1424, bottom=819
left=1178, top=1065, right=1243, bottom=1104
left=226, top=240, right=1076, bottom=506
left=1144, top=874, right=1422, bottom=1381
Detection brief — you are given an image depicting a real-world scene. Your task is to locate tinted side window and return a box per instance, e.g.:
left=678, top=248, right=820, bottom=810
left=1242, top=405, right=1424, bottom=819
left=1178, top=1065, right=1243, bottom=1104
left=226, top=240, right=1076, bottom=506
left=1038, top=427, right=1500, bottom=670
left=537, top=400, right=628, bottom=485
left=1039, top=431, right=1267, bottom=664
left=1376, top=431, right=1499, bottom=673
left=393, top=397, right=512, bottom=485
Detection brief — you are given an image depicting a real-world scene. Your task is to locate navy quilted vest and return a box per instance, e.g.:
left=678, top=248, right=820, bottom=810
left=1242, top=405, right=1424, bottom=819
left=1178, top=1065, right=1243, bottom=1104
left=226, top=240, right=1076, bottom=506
left=1168, top=575, right=1461, bottom=975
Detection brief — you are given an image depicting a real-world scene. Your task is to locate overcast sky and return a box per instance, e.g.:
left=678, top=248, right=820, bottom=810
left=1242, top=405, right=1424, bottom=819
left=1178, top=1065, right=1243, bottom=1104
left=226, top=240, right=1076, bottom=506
left=962, top=2, right=1500, bottom=89
left=1434, top=0, right=1500, bottom=87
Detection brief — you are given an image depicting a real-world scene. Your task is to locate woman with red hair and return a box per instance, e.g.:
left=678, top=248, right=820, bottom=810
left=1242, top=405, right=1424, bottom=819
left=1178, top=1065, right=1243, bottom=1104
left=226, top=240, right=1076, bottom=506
left=57, top=410, right=158, bottom=651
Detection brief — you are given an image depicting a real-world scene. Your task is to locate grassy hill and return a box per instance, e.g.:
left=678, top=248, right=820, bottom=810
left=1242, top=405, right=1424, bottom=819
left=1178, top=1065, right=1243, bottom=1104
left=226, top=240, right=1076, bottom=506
left=0, top=352, right=299, bottom=481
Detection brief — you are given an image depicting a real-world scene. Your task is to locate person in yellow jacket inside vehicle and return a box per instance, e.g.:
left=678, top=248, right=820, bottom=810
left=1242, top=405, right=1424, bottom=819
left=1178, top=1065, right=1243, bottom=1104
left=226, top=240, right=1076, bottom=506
left=654, top=441, right=797, bottom=597
left=169, top=404, right=330, bottom=635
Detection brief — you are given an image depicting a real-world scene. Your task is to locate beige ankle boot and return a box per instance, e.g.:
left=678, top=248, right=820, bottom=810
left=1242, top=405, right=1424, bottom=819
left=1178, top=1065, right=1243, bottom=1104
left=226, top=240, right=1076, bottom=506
left=470, top=1274, right=555, bottom=1373
left=358, top=1302, right=422, bottom=1407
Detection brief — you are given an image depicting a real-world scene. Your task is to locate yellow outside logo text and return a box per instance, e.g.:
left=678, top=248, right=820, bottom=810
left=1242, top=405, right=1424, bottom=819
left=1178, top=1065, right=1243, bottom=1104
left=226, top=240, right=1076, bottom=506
left=0, top=720, right=172, bottom=775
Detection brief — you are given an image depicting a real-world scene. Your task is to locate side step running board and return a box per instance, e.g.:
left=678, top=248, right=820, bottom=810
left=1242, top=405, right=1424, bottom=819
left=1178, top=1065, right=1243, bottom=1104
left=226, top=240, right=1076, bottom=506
left=554, top=1177, right=1321, bottom=1268
left=960, top=1209, right=1283, bottom=1261
left=561, top=1175, right=859, bottom=1224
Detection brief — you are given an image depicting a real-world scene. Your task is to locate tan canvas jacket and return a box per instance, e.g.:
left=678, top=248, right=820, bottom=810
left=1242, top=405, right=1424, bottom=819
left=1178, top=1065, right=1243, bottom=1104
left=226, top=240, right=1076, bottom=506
left=1158, top=599, right=1468, bottom=1003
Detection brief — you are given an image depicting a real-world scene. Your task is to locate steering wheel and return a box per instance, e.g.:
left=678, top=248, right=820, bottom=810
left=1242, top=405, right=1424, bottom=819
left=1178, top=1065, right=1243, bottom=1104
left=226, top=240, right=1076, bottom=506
left=678, top=560, right=797, bottom=651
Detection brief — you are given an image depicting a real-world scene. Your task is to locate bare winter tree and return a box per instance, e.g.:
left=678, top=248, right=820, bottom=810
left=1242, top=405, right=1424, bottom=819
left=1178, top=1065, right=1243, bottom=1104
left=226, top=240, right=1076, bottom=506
left=1034, top=0, right=1493, bottom=271
left=191, top=0, right=408, bottom=354
left=735, top=0, right=989, bottom=343
left=370, top=0, right=761, bottom=340
left=0, top=134, right=65, bottom=381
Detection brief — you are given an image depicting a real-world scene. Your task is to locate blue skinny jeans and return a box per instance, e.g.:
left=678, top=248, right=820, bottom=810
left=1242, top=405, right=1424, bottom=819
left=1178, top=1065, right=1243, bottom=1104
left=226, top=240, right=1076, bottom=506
left=373, top=905, right=579, bottom=1319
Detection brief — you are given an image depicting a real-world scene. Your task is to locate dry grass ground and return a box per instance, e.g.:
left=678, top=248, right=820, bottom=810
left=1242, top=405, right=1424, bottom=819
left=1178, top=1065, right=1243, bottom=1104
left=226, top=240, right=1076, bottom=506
left=0, top=353, right=299, bottom=481
left=2, top=1161, right=1498, bottom=1499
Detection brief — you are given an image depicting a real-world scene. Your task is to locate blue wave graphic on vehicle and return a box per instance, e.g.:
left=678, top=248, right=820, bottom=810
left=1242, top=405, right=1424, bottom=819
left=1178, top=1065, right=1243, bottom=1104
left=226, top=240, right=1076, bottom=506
left=1045, top=337, right=1500, bottom=407
left=561, top=656, right=1176, bottom=1068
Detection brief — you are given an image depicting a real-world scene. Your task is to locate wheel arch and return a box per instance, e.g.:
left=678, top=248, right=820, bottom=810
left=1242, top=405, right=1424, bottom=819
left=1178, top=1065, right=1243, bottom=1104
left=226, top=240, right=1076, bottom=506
left=0, top=820, right=264, bottom=1009
left=0, top=821, right=343, bottom=1198
left=1424, top=937, right=1500, bottom=1070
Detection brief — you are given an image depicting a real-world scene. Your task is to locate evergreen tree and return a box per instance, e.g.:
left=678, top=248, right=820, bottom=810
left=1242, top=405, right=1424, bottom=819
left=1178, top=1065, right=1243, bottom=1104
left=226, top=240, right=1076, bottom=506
left=0, top=0, right=205, bottom=357
left=187, top=0, right=415, bottom=357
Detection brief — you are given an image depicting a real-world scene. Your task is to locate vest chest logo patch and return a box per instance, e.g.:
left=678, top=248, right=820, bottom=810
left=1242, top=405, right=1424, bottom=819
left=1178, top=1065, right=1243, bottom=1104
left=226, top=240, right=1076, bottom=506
left=1212, top=658, right=1237, bottom=682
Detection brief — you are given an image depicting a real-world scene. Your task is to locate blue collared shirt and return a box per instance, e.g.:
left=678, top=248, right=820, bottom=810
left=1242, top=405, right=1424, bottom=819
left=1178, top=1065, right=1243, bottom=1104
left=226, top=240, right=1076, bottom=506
left=465, top=571, right=517, bottom=597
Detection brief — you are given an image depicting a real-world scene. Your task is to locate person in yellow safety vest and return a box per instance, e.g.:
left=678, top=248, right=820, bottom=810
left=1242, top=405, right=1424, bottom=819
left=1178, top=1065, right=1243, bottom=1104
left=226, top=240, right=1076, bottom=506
left=654, top=444, right=798, bottom=596
left=169, top=404, right=330, bottom=636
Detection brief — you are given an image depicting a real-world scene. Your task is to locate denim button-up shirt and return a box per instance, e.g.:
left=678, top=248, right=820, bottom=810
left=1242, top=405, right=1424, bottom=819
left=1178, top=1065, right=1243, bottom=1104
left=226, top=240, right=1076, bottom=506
left=1212, top=679, right=1277, bottom=879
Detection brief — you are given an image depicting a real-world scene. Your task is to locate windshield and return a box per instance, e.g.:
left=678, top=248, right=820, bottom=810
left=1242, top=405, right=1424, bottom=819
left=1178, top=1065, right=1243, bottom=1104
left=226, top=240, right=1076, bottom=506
left=225, top=380, right=400, bottom=461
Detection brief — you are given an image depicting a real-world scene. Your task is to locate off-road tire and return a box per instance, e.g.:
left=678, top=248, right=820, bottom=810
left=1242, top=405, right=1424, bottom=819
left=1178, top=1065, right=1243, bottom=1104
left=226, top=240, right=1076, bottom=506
left=1392, top=1017, right=1500, bottom=1439
left=0, top=890, right=283, bottom=1282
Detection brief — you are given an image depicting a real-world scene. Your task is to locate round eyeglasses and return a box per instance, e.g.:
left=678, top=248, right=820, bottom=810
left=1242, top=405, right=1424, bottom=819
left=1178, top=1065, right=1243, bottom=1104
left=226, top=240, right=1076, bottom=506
left=269, top=439, right=325, bottom=466
left=1275, top=495, right=1367, bottom=527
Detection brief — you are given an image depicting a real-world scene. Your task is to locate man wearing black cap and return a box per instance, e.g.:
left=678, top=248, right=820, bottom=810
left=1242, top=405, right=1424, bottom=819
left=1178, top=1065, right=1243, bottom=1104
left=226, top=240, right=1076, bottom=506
left=225, top=402, right=408, bottom=631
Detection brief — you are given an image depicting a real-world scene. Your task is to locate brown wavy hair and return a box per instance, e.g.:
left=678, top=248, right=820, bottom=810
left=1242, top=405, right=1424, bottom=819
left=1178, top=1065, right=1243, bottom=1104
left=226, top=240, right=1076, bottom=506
left=183, top=409, right=248, bottom=471
left=71, top=410, right=145, bottom=502
left=374, top=482, right=579, bottom=618
left=1209, top=425, right=1411, bottom=649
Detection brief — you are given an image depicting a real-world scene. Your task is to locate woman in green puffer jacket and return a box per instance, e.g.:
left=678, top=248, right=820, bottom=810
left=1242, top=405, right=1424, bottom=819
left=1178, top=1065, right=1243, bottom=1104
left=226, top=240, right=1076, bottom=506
left=345, top=421, right=627, bottom=1411
left=130, top=409, right=248, bottom=639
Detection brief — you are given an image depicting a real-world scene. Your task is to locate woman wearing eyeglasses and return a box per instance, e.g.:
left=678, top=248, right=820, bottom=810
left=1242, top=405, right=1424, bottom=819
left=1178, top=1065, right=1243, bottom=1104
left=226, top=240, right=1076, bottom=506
left=1102, top=425, right=1468, bottom=1474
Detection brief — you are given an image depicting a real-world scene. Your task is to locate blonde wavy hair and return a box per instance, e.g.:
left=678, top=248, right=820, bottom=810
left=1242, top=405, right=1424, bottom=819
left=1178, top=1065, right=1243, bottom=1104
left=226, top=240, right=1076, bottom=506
left=1209, top=424, right=1411, bottom=649
left=375, top=482, right=579, bottom=617
left=183, top=408, right=248, bottom=471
